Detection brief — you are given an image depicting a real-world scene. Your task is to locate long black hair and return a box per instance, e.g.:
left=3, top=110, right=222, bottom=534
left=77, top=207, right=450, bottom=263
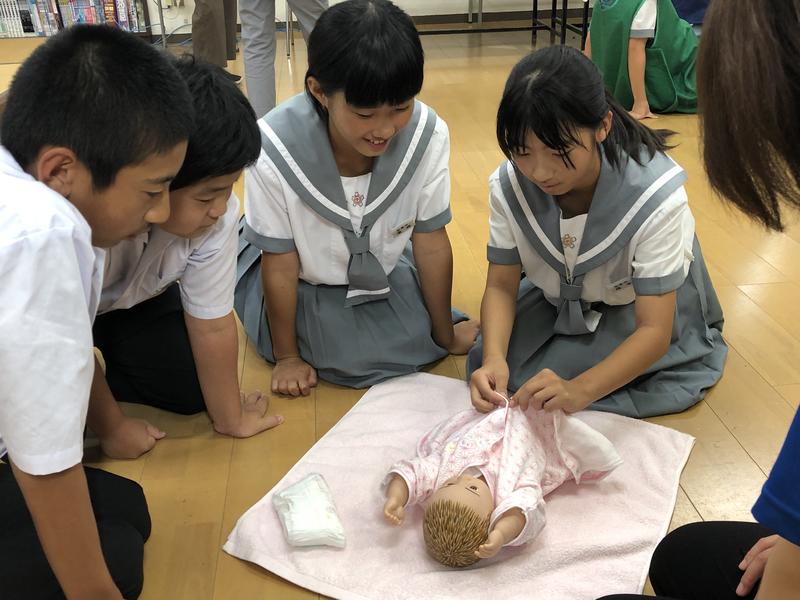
left=497, top=45, right=673, bottom=170
left=698, top=0, right=800, bottom=231
left=305, top=0, right=424, bottom=119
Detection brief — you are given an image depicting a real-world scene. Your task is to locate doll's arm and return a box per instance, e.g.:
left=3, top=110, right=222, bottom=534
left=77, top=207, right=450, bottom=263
left=383, top=474, right=410, bottom=525
left=475, top=508, right=526, bottom=559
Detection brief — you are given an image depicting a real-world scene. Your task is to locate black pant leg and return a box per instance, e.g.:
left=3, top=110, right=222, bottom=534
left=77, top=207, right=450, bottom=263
left=0, top=462, right=150, bottom=600
left=93, top=284, right=206, bottom=415
left=84, top=466, right=151, bottom=542
left=649, top=521, right=774, bottom=600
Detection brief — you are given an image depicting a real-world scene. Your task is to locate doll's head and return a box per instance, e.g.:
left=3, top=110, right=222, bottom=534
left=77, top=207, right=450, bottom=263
left=422, top=474, right=493, bottom=568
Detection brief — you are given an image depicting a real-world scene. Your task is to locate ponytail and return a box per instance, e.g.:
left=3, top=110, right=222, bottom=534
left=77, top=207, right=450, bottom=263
left=497, top=45, right=675, bottom=171
left=602, top=88, right=675, bottom=170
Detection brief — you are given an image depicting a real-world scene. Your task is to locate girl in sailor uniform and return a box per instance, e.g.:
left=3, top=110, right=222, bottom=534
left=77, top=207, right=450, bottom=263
left=468, top=46, right=726, bottom=418
left=235, top=0, right=478, bottom=395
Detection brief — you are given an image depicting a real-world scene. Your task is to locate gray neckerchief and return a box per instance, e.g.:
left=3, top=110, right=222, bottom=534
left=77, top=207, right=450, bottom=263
left=259, top=93, right=438, bottom=306
left=499, top=146, right=687, bottom=334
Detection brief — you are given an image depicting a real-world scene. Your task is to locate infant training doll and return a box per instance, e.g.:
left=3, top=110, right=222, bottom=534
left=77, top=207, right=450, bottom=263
left=383, top=403, right=623, bottom=567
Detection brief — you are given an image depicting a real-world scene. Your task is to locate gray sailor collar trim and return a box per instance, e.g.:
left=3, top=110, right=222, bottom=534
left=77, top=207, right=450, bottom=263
left=259, top=93, right=437, bottom=232
left=499, top=148, right=687, bottom=278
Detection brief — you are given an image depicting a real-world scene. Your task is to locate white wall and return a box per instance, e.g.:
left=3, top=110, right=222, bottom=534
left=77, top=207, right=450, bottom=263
left=147, top=0, right=588, bottom=37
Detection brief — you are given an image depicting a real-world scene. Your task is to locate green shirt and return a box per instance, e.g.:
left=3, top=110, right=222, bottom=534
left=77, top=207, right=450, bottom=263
left=589, top=0, right=698, bottom=113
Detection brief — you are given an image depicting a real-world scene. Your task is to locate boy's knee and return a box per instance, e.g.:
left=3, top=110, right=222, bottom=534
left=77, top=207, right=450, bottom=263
left=98, top=520, right=146, bottom=600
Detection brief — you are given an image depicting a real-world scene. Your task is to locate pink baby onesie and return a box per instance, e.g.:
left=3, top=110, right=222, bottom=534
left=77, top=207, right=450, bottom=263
left=388, top=406, right=622, bottom=548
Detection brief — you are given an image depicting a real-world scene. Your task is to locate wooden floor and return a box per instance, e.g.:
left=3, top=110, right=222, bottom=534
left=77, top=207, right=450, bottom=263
left=2, top=28, right=799, bottom=599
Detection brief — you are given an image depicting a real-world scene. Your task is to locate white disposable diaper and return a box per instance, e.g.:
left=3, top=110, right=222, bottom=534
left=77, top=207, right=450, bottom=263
left=272, top=472, right=346, bottom=548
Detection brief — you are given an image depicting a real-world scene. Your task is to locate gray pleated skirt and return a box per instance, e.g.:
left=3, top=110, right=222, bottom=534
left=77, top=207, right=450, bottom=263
left=235, top=227, right=465, bottom=388
left=466, top=237, right=728, bottom=418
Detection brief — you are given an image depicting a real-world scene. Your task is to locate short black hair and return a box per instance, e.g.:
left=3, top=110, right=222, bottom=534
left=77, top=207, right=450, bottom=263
left=169, top=56, right=260, bottom=191
left=497, top=46, right=673, bottom=171
left=1, top=25, right=194, bottom=189
left=305, top=0, right=424, bottom=119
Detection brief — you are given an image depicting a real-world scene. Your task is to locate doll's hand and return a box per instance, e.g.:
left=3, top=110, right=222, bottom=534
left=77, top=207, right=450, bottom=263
left=512, top=369, right=592, bottom=413
left=99, top=416, right=165, bottom=460
left=475, top=529, right=505, bottom=559
left=272, top=357, right=318, bottom=397
left=383, top=497, right=406, bottom=525
left=629, top=100, right=658, bottom=120
left=446, top=319, right=480, bottom=355
left=469, top=356, right=510, bottom=413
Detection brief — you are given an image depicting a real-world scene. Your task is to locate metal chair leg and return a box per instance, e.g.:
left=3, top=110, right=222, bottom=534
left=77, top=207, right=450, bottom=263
left=286, top=0, right=294, bottom=58
left=581, top=0, right=590, bottom=50
left=285, top=2, right=292, bottom=58
left=561, top=0, right=568, bottom=44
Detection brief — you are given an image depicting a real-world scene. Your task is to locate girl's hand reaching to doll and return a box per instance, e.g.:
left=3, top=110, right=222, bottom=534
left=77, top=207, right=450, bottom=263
left=272, top=356, right=318, bottom=396
left=512, top=368, right=592, bottom=413
left=469, top=356, right=510, bottom=413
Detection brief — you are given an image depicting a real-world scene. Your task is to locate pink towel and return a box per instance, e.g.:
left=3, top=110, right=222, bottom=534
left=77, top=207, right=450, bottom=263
left=224, top=373, right=694, bottom=600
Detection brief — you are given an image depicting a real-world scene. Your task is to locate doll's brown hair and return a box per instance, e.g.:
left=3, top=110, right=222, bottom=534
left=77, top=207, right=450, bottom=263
left=422, top=500, right=491, bottom=568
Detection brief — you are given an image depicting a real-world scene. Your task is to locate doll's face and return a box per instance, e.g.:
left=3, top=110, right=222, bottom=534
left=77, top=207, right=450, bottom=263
left=431, top=474, right=494, bottom=519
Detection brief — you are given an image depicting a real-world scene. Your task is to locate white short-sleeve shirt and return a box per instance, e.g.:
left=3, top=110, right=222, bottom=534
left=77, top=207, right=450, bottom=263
left=0, top=147, right=105, bottom=475
left=99, top=193, right=240, bottom=320
left=487, top=166, right=695, bottom=306
left=244, top=117, right=452, bottom=285
left=631, top=0, right=657, bottom=38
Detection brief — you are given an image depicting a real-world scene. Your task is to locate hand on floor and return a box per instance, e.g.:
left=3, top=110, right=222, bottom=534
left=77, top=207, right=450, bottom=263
left=629, top=100, right=658, bottom=120
left=99, top=416, right=165, bottom=459
left=446, top=319, right=480, bottom=355
left=214, top=391, right=284, bottom=438
left=272, top=357, right=318, bottom=396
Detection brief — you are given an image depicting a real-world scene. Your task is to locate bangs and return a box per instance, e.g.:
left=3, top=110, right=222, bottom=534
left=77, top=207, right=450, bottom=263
left=342, top=29, right=423, bottom=107
left=497, top=76, right=585, bottom=167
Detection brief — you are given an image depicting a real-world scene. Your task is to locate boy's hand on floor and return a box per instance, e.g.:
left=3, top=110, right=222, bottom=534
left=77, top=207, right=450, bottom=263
left=99, top=416, right=165, bottom=459
left=272, top=357, right=318, bottom=396
left=215, top=391, right=284, bottom=438
left=446, top=319, right=480, bottom=355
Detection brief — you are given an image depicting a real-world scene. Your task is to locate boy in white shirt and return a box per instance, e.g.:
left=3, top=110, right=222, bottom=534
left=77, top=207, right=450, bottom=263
left=89, top=56, right=283, bottom=460
left=0, top=26, right=194, bottom=599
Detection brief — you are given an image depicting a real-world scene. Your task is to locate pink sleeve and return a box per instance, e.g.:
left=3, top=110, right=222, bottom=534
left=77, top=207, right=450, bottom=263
left=492, top=461, right=547, bottom=547
left=387, top=453, right=442, bottom=506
